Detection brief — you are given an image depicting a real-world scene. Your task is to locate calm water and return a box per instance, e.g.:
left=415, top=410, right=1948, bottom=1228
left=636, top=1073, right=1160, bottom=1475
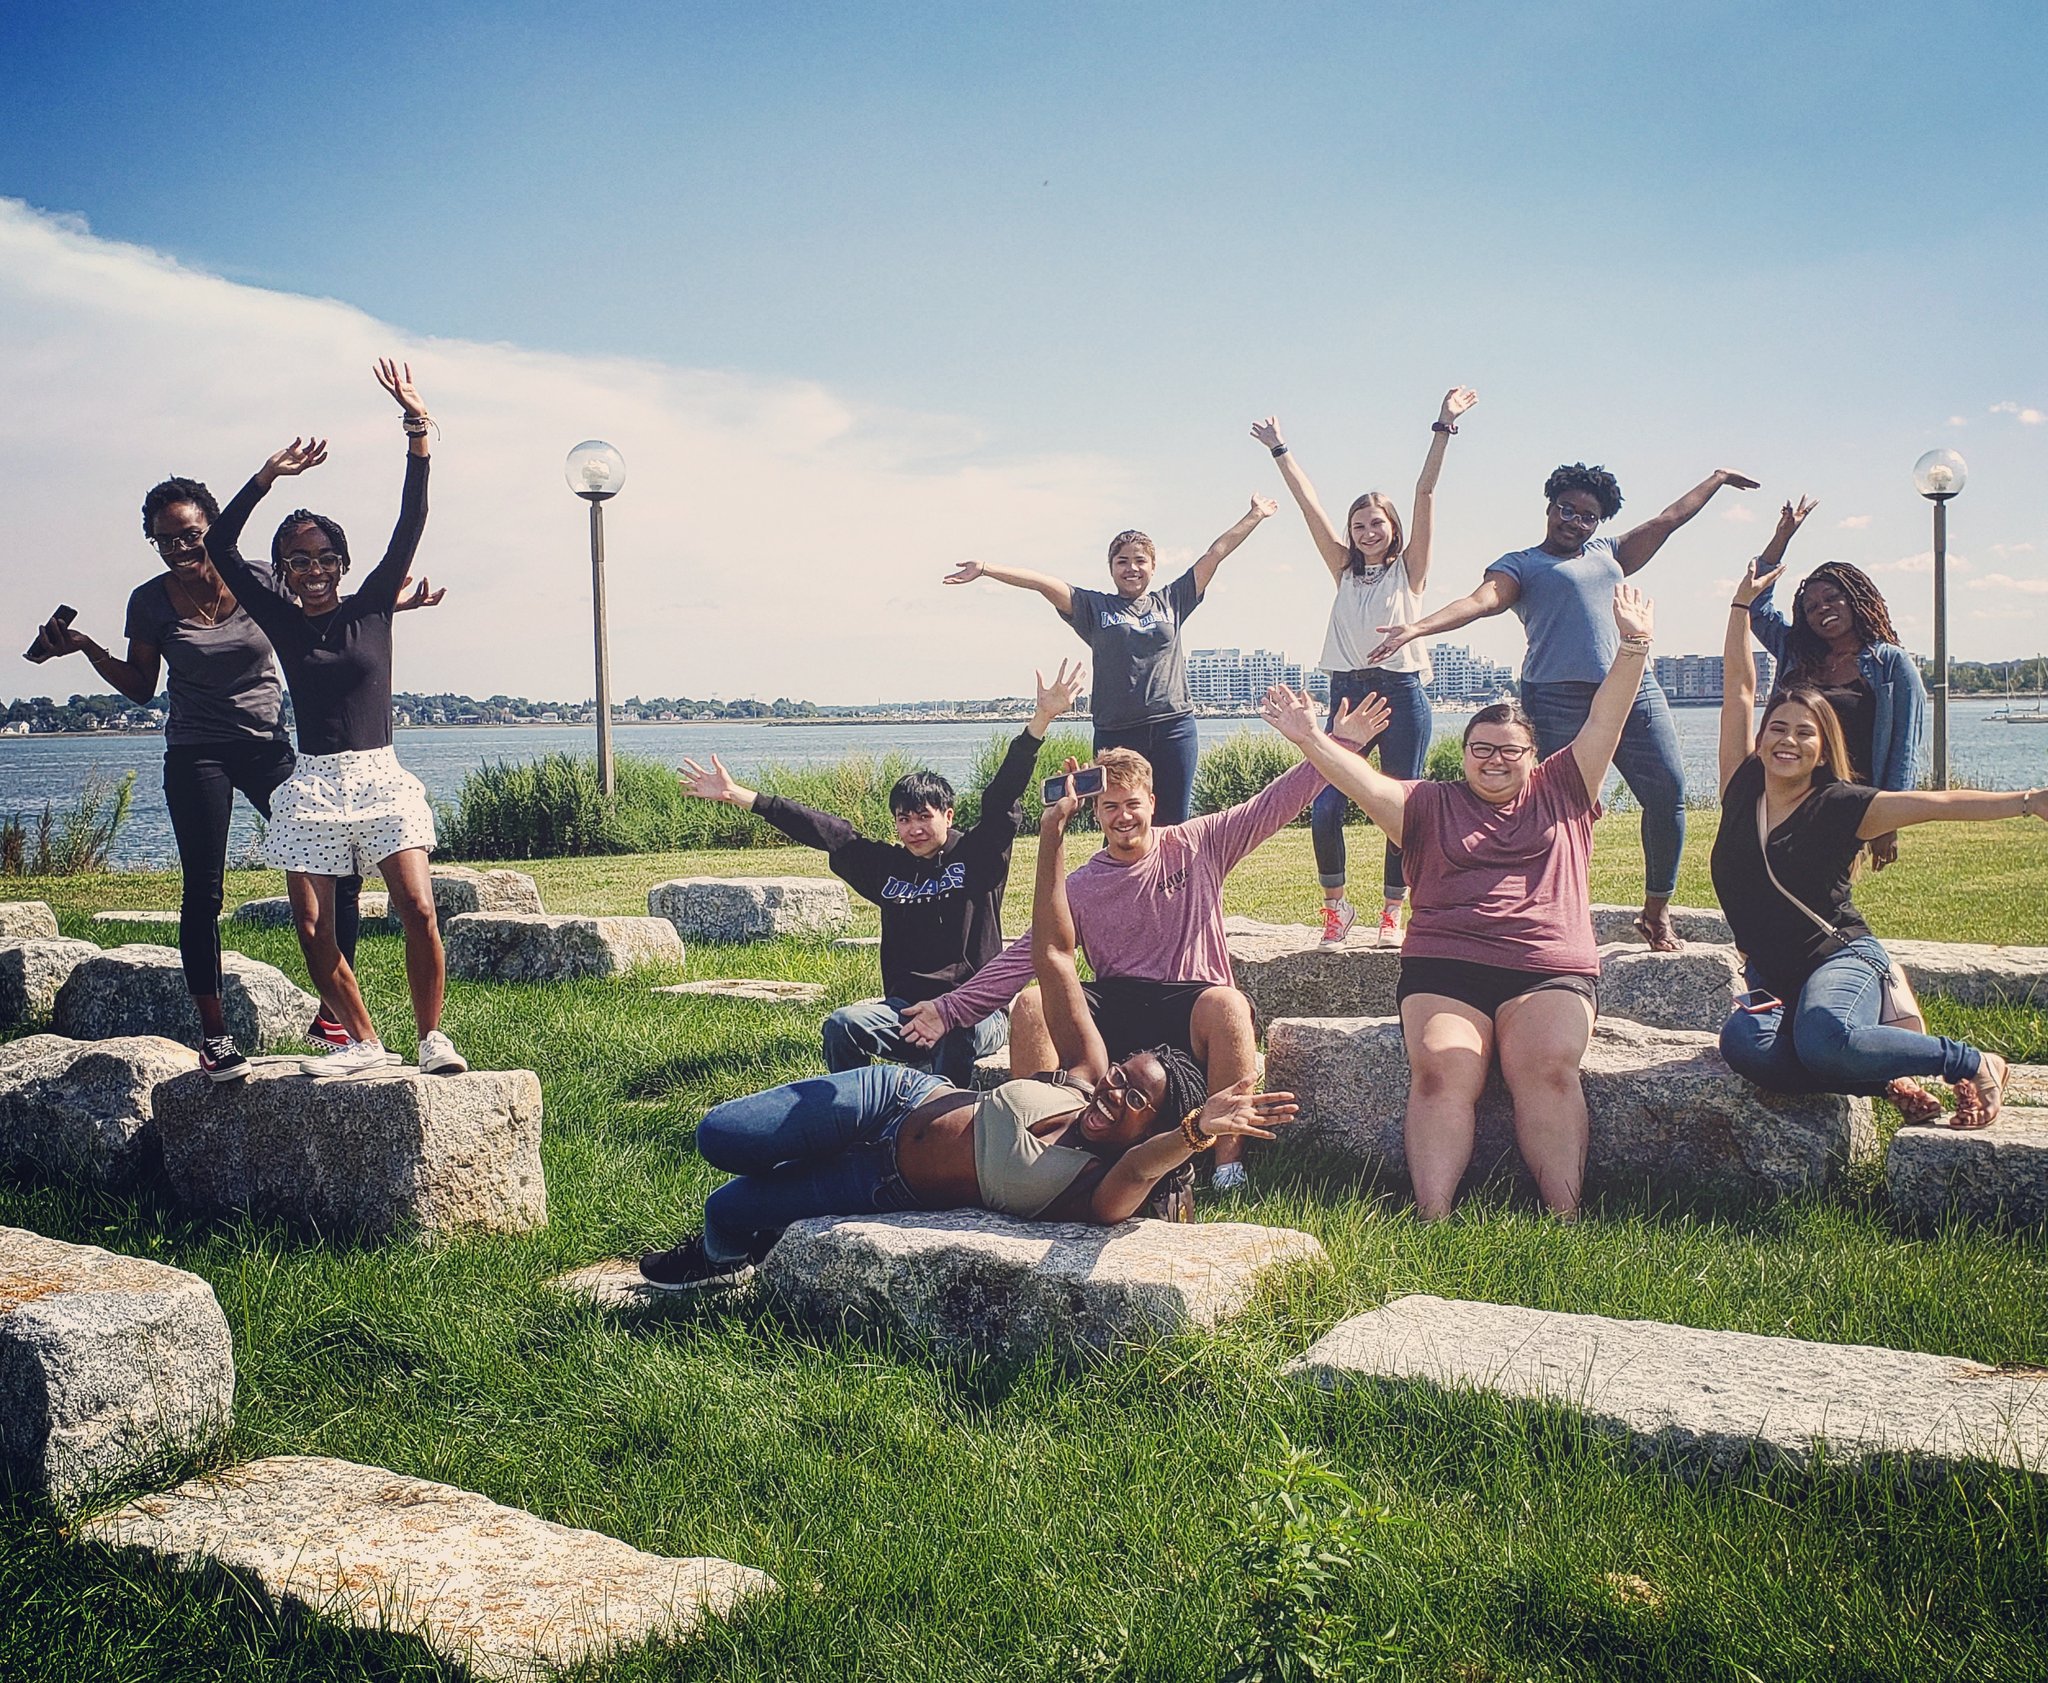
left=3, top=702, right=2040, bottom=870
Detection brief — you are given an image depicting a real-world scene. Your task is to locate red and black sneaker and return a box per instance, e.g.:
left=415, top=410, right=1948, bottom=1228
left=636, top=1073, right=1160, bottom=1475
left=199, top=1035, right=251, bottom=1084
left=306, top=1010, right=351, bottom=1053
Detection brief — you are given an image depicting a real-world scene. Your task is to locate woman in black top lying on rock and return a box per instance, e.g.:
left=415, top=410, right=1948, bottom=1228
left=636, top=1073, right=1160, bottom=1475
left=205, top=360, right=464, bottom=1081
left=1713, top=507, right=2043, bottom=1126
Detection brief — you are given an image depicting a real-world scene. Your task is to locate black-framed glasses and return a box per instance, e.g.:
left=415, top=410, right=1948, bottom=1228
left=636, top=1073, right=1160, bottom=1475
left=284, top=551, right=344, bottom=574
left=1467, top=741, right=1533, bottom=763
left=151, top=531, right=206, bottom=554
left=1550, top=503, right=1601, bottom=528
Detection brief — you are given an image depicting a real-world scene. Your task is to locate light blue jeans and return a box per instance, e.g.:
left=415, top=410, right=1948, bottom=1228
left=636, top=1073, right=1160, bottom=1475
left=1718, top=937, right=1983, bottom=1096
left=1520, top=675, right=1685, bottom=899
left=822, top=996, right=1009, bottom=1090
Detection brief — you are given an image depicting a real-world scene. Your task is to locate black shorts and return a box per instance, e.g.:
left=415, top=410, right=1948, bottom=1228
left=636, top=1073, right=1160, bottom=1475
left=1080, top=977, right=1220, bottom=1060
left=1396, top=957, right=1599, bottom=1020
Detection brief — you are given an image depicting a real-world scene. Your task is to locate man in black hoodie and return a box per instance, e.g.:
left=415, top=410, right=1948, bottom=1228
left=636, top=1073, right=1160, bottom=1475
left=677, top=661, right=1085, bottom=1085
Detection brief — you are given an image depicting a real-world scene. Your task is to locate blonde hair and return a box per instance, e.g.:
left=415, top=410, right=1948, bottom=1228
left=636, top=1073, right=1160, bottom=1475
left=1343, top=492, right=1405, bottom=575
left=1093, top=747, right=1154, bottom=792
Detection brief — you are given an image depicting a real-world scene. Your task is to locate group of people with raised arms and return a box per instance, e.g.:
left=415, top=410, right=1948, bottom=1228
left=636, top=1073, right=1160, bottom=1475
left=29, top=363, right=2040, bottom=1281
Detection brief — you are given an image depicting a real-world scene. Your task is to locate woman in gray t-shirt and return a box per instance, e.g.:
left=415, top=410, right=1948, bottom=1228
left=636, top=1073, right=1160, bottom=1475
left=941, top=497, right=1275, bottom=823
left=34, top=476, right=438, bottom=1081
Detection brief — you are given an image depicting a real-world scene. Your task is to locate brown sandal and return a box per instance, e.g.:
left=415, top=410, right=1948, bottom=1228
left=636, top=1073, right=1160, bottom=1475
left=1885, top=1078, right=1943, bottom=1125
left=1951, top=1054, right=2008, bottom=1130
left=1632, top=911, right=1684, bottom=953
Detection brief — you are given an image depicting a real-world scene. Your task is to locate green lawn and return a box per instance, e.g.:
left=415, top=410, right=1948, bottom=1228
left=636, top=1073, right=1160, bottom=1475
left=3, top=823, right=2046, bottom=1681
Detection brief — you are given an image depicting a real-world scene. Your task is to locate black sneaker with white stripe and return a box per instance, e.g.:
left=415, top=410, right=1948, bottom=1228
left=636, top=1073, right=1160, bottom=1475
left=637, top=1233, right=755, bottom=1292
left=198, top=1035, right=250, bottom=1084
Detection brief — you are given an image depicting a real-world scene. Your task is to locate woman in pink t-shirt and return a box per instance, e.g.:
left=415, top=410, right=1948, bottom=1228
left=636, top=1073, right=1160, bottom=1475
left=1263, top=584, right=1657, bottom=1220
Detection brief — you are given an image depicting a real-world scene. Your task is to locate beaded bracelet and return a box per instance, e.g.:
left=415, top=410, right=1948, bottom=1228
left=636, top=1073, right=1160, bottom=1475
left=1179, top=1107, right=1216, bottom=1151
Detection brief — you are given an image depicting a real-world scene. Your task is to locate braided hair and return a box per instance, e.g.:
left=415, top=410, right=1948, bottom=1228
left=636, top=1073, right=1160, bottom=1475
left=1143, top=1044, right=1211, bottom=1136
left=1542, top=462, right=1624, bottom=521
left=270, top=510, right=352, bottom=587
left=140, top=477, right=218, bottom=535
left=1778, top=563, right=1900, bottom=682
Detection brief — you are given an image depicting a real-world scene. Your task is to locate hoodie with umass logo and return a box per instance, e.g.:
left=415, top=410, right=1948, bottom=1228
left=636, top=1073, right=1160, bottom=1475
left=748, top=728, right=1041, bottom=1007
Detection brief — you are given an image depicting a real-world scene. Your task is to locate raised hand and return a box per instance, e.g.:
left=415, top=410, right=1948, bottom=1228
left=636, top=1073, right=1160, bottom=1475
left=1774, top=496, right=1817, bottom=541
left=1715, top=469, right=1761, bottom=491
left=1250, top=416, right=1286, bottom=452
left=393, top=576, right=446, bottom=613
left=1439, top=386, right=1479, bottom=426
left=1732, top=559, right=1782, bottom=609
left=1257, top=685, right=1319, bottom=745
left=259, top=438, right=328, bottom=486
left=1040, top=757, right=1087, bottom=833
left=943, top=560, right=985, bottom=586
left=374, top=357, right=427, bottom=418
left=678, top=754, right=750, bottom=805
left=1612, top=582, right=1654, bottom=642
left=1034, top=658, right=1087, bottom=722
left=1367, top=622, right=1421, bottom=665
left=1191, top=1076, right=1300, bottom=1143
left=1249, top=493, right=1278, bottom=520
left=1330, top=690, right=1393, bottom=749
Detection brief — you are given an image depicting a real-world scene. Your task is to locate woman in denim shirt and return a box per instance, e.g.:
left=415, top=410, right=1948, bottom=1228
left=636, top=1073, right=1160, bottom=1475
left=1746, top=527, right=1927, bottom=869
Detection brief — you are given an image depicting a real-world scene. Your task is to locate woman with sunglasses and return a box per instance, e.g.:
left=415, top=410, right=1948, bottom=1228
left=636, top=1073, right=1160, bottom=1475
left=1371, top=462, right=1758, bottom=950
left=1264, top=585, right=1659, bottom=1221
left=32, top=480, right=438, bottom=1082
left=637, top=761, right=1298, bottom=1291
left=203, top=359, right=462, bottom=1080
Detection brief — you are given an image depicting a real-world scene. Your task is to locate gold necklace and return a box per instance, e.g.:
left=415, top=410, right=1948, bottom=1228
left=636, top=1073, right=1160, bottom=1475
left=168, top=569, right=232, bottom=628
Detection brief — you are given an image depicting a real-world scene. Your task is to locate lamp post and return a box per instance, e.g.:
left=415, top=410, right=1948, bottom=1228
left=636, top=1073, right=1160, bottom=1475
left=1912, top=447, right=1967, bottom=791
left=565, top=441, right=626, bottom=796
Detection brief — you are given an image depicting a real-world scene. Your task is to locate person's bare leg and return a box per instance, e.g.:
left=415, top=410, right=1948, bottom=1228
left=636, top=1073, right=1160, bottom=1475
left=378, top=848, right=444, bottom=1038
left=289, top=871, right=376, bottom=1042
left=194, top=993, right=228, bottom=1037
left=1192, top=987, right=1259, bottom=1168
left=1400, top=995, right=1493, bottom=1220
left=1494, top=988, right=1596, bottom=1219
left=1005, top=984, right=1055, bottom=1076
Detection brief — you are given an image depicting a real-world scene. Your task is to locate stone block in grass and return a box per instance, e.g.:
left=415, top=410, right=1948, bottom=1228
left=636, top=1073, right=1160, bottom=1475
left=0, top=1033, right=196, bottom=1184
left=89, top=909, right=181, bottom=926
left=648, top=876, right=852, bottom=943
left=153, top=1063, right=546, bottom=1240
left=1285, top=1293, right=2048, bottom=1479
left=429, top=866, right=544, bottom=928
left=1227, top=918, right=1400, bottom=1025
left=1884, top=939, right=2048, bottom=1007
left=1888, top=1109, right=2048, bottom=1231
left=652, top=978, right=827, bottom=1004
left=1590, top=903, right=1732, bottom=945
left=76, top=1455, right=776, bottom=1680
left=0, top=937, right=101, bottom=1027
left=52, top=944, right=318, bottom=1051
left=760, top=1210, right=1324, bottom=1366
left=230, top=892, right=397, bottom=932
left=1267, top=1014, right=1873, bottom=1204
left=0, top=901, right=59, bottom=941
left=444, top=912, right=682, bottom=982
left=1, top=1225, right=234, bottom=1514
left=1596, top=942, right=1745, bottom=1033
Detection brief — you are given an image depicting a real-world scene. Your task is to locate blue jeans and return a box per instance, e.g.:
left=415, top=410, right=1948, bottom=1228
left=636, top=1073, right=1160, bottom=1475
left=822, top=996, right=1010, bottom=1089
left=1094, top=713, right=1200, bottom=825
left=1521, top=675, right=1685, bottom=899
left=697, top=1064, right=944, bottom=1262
left=1718, top=938, right=1983, bottom=1096
left=1310, top=668, right=1432, bottom=898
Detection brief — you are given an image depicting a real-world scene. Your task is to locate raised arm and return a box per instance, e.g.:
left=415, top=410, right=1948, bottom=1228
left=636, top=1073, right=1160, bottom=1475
left=1250, top=417, right=1349, bottom=581
left=1613, top=468, right=1759, bottom=574
left=1570, top=585, right=1655, bottom=796
left=1367, top=570, right=1519, bottom=666
left=943, top=559, right=1074, bottom=618
left=1192, top=495, right=1278, bottom=593
left=971, top=660, right=1089, bottom=839
left=203, top=438, right=328, bottom=627
left=1403, top=387, right=1477, bottom=594
left=1032, top=770, right=1108, bottom=1083
left=1860, top=785, right=2046, bottom=839
left=1258, top=685, right=1406, bottom=844
left=1721, top=500, right=1815, bottom=796
left=355, top=359, right=432, bottom=612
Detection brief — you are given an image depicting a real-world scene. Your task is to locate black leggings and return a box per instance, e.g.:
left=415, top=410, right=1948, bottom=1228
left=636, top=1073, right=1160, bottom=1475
left=162, top=739, right=361, bottom=998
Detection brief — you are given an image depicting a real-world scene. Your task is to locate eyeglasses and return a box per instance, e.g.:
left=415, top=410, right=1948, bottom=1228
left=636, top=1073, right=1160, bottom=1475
left=1550, top=503, right=1601, bottom=529
left=151, top=531, right=206, bottom=554
left=1097, top=1064, right=1154, bottom=1117
left=284, top=551, right=344, bottom=574
left=1467, top=741, right=1533, bottom=763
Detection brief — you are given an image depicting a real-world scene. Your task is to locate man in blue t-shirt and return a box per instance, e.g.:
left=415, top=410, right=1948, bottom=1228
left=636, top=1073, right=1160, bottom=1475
left=1369, top=461, right=1757, bottom=950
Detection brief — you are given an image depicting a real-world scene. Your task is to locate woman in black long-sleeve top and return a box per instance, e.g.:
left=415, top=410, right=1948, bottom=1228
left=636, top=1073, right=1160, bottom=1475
left=204, top=360, right=464, bottom=1080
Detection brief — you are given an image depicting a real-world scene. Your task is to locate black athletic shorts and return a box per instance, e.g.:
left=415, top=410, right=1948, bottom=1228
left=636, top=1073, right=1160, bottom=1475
left=1080, top=977, right=1221, bottom=1060
left=1395, top=957, right=1599, bottom=1020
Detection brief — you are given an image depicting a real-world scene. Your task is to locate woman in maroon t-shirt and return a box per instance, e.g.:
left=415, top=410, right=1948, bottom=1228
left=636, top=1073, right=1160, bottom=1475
left=1263, top=584, right=1658, bottom=1220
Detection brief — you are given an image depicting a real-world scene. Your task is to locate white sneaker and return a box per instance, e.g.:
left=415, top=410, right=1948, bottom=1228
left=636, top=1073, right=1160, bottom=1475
left=1210, top=1160, right=1249, bottom=1193
left=309, top=1038, right=397, bottom=1080
left=1375, top=903, right=1406, bottom=948
left=1319, top=900, right=1357, bottom=945
left=418, top=1029, right=468, bottom=1076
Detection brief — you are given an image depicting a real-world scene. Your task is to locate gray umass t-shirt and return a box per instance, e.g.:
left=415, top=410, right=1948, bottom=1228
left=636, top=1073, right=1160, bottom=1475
left=1063, top=567, right=1204, bottom=731
left=125, top=576, right=285, bottom=746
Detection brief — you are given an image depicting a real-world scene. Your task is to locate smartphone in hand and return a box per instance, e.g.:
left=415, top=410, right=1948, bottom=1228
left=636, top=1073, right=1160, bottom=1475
left=24, top=605, right=76, bottom=664
left=1042, top=765, right=1105, bottom=805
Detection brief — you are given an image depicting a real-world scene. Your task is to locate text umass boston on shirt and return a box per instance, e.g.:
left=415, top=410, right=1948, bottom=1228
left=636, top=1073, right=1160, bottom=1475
left=749, top=728, right=1042, bottom=1005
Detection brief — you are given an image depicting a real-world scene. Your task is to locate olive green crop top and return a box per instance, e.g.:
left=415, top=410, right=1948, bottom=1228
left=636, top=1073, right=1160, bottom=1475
left=972, top=1079, right=1095, bottom=1218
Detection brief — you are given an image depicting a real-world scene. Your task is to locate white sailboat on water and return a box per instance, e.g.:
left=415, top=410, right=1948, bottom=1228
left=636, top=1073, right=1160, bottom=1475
left=1990, top=654, right=2048, bottom=724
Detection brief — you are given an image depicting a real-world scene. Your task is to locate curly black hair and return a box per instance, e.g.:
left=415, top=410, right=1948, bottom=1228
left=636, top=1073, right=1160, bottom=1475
left=1543, top=462, right=1624, bottom=521
left=270, top=509, right=352, bottom=586
left=140, top=477, right=219, bottom=536
left=1779, top=563, right=1902, bottom=680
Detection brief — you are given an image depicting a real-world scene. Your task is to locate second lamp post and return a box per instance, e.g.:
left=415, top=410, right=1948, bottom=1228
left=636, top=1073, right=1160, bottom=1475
left=1913, top=447, right=1966, bottom=791
left=566, top=440, right=626, bottom=796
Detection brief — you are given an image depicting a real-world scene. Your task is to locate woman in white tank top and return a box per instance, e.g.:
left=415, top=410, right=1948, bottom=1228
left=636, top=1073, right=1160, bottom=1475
left=1251, top=387, right=1477, bottom=949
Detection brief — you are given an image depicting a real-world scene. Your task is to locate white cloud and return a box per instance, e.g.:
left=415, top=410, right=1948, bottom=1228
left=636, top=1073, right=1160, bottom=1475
left=1991, top=542, right=2037, bottom=559
left=1835, top=514, right=1873, bottom=530
left=0, top=198, right=1135, bottom=703
left=1990, top=400, right=2047, bottom=425
left=1964, top=572, right=2048, bottom=595
left=1720, top=503, right=1756, bottom=522
left=1947, top=415, right=1968, bottom=427
left=1869, top=551, right=1973, bottom=576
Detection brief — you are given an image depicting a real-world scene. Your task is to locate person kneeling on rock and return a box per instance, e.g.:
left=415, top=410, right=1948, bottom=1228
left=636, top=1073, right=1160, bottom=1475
left=636, top=768, right=1297, bottom=1291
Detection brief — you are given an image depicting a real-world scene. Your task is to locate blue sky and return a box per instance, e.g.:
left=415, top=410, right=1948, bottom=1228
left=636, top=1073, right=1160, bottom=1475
left=4, top=2, right=2045, bottom=701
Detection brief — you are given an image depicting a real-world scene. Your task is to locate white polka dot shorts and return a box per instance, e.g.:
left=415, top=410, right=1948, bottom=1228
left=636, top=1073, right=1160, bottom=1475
left=264, top=745, right=437, bottom=878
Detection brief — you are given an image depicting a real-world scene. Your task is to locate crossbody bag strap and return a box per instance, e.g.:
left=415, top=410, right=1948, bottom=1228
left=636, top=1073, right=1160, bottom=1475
left=1753, top=795, right=1844, bottom=945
